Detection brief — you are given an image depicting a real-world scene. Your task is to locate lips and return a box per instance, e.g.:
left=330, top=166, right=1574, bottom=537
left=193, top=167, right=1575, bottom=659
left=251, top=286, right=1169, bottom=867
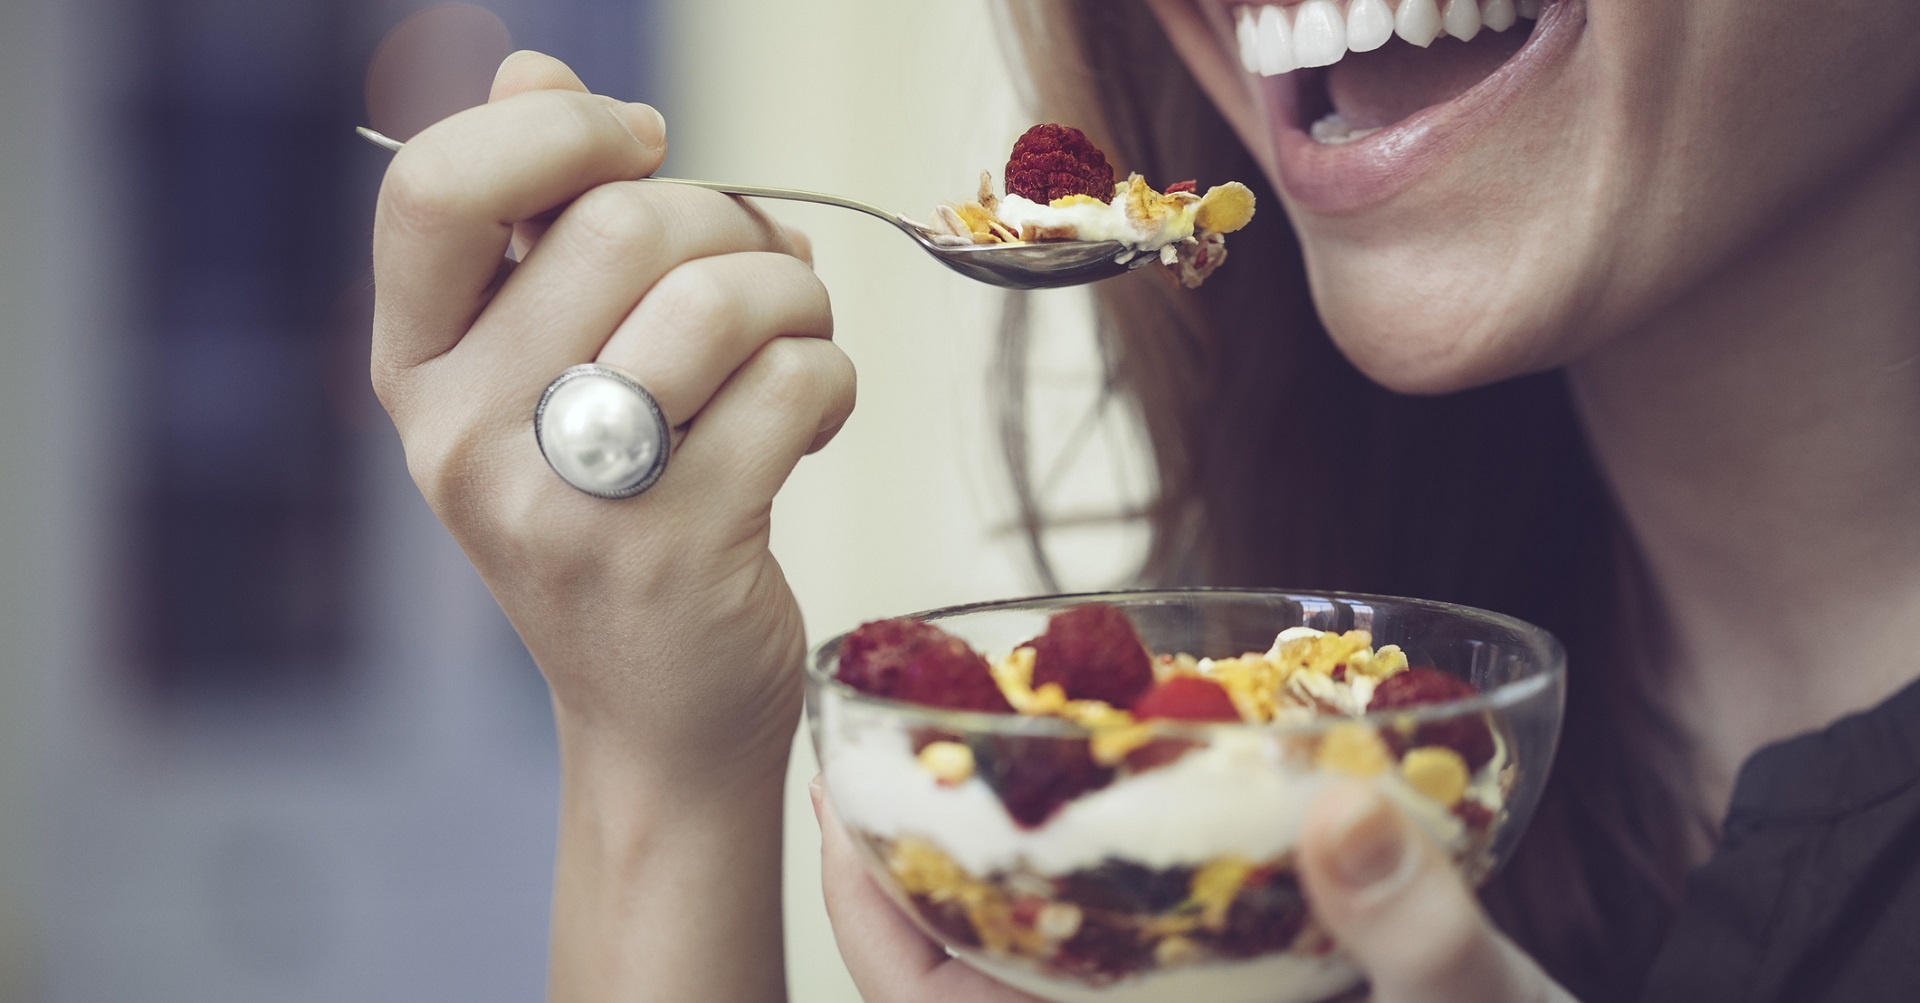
left=1218, top=0, right=1584, bottom=214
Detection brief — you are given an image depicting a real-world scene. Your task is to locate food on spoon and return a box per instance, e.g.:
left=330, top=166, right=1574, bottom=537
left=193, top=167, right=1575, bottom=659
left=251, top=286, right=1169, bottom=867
left=927, top=124, right=1258, bottom=288
left=828, top=603, right=1510, bottom=1002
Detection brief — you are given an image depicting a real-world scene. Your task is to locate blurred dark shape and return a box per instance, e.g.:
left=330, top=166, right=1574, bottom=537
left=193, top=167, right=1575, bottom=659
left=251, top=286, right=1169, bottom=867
left=365, top=4, right=514, bottom=142
left=122, top=0, right=377, bottom=707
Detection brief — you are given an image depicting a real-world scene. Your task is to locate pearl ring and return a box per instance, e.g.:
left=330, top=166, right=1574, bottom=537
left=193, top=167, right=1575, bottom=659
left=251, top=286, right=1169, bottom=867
left=534, top=363, right=672, bottom=499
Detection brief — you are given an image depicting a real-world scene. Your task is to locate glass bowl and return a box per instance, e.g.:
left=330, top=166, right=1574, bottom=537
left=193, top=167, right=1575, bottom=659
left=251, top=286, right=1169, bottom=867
left=805, top=589, right=1566, bottom=1003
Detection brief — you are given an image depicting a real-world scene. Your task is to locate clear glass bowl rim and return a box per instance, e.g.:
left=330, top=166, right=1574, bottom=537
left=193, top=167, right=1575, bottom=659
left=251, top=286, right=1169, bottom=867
left=805, top=587, right=1567, bottom=740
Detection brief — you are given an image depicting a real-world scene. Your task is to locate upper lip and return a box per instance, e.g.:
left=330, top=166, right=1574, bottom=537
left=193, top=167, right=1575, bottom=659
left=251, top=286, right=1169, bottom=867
left=1215, top=0, right=1585, bottom=215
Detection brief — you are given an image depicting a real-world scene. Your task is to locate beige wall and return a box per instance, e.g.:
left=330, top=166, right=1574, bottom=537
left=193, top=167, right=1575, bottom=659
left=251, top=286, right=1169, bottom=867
left=660, top=2, right=1149, bottom=999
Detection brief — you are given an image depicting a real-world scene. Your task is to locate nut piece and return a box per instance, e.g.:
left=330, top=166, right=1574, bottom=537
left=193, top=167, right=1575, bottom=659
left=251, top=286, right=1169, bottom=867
left=1035, top=901, right=1084, bottom=941
left=917, top=741, right=976, bottom=785
left=1401, top=746, right=1470, bottom=807
left=1315, top=722, right=1393, bottom=777
left=1154, top=935, right=1202, bottom=967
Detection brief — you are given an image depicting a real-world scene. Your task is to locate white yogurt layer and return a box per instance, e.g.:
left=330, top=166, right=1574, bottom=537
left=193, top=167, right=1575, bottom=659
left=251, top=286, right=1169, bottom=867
left=824, top=723, right=1468, bottom=877
left=995, top=193, right=1197, bottom=253
left=965, top=944, right=1361, bottom=1003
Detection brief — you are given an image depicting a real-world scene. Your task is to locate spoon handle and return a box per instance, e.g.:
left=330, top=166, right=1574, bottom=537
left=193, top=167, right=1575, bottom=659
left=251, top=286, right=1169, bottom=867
left=640, top=178, right=920, bottom=231
left=354, top=127, right=919, bottom=232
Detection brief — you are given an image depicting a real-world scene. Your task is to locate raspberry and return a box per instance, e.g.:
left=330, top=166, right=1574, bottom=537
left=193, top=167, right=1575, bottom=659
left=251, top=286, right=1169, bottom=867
left=1027, top=603, right=1155, bottom=709
left=1123, top=738, right=1201, bottom=774
left=836, top=618, right=1011, bottom=713
left=969, top=734, right=1114, bottom=828
left=1005, top=124, right=1117, bottom=205
left=1132, top=676, right=1241, bottom=722
left=1370, top=667, right=1495, bottom=770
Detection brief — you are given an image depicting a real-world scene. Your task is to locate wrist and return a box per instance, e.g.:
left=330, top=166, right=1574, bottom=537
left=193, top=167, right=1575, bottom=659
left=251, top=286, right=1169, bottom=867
left=548, top=714, right=791, bottom=1003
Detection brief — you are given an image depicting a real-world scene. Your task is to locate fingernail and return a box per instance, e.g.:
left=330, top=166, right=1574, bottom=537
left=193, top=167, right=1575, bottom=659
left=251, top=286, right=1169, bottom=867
left=808, top=774, right=824, bottom=825
left=628, top=101, right=666, bottom=148
left=1328, top=789, right=1408, bottom=890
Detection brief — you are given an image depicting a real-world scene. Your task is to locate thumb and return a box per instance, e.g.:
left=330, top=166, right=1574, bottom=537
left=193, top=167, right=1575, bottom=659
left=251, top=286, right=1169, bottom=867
left=1298, top=782, right=1571, bottom=1003
left=489, top=50, right=590, bottom=102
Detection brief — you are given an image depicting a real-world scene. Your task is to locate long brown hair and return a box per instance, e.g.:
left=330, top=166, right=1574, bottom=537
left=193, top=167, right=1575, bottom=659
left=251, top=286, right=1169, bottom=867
left=997, top=4, right=1702, bottom=999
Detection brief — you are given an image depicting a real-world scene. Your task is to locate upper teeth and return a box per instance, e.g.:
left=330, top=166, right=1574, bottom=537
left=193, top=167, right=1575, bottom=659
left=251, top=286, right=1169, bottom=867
left=1235, top=0, right=1539, bottom=76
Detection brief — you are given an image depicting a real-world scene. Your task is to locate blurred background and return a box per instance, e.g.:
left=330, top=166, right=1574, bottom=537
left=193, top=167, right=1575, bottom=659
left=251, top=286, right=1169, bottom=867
left=0, top=1, right=1149, bottom=1000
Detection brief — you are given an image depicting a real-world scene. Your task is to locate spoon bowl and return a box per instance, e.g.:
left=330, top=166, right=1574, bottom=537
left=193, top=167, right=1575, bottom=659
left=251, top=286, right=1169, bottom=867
left=356, top=127, right=1150, bottom=290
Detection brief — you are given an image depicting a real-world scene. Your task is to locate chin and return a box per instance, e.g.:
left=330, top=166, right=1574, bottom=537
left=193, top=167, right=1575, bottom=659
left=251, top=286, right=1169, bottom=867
left=1300, top=217, right=1598, bottom=395
left=1308, top=259, right=1567, bottom=395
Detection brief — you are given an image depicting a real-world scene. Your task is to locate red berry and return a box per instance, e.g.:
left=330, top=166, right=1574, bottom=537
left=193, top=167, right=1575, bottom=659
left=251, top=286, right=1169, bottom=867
left=836, top=618, right=1011, bottom=713
left=1371, top=666, right=1477, bottom=707
left=1370, top=667, right=1495, bottom=770
left=1123, top=738, right=1200, bottom=774
left=1132, top=676, right=1241, bottom=722
left=1005, top=124, right=1117, bottom=205
left=1027, top=603, right=1155, bottom=709
left=970, top=735, right=1114, bottom=828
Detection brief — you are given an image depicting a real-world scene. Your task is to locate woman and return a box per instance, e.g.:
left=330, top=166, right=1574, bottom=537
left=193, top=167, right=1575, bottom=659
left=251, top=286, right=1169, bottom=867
left=366, top=0, right=1920, bottom=999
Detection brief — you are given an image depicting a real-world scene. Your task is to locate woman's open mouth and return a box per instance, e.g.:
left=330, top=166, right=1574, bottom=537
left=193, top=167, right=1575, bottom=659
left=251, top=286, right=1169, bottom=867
left=1220, top=0, right=1585, bottom=213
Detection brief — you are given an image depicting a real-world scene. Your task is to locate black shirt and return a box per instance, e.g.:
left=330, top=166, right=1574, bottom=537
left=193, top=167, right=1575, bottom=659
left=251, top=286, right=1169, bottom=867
left=1639, top=676, right=1920, bottom=1002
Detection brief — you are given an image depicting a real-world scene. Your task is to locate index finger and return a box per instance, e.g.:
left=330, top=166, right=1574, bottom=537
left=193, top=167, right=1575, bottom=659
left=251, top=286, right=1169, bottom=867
left=371, top=88, right=666, bottom=380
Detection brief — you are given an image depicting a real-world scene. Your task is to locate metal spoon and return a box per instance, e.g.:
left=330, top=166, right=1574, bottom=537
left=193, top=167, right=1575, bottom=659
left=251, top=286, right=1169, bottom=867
left=356, top=127, right=1151, bottom=290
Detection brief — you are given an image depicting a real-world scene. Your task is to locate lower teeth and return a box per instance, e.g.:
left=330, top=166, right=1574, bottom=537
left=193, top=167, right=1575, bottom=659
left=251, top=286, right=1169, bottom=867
left=1310, top=113, right=1382, bottom=146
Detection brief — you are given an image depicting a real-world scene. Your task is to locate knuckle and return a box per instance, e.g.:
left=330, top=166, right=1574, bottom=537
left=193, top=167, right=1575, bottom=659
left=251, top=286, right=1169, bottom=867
left=376, top=146, right=465, bottom=236
left=562, top=183, right=662, bottom=261
left=748, top=337, right=833, bottom=416
left=649, top=260, right=744, bottom=336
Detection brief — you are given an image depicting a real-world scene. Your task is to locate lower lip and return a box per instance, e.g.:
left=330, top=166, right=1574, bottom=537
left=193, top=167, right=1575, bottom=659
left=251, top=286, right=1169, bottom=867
left=1256, top=0, right=1586, bottom=216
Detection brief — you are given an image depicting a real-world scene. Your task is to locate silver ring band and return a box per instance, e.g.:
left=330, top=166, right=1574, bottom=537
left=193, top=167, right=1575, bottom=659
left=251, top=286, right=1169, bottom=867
left=533, top=363, right=672, bottom=499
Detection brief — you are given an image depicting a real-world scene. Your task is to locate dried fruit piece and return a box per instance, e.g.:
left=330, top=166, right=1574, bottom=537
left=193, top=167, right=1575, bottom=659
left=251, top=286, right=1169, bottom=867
left=1055, top=913, right=1150, bottom=977
left=1208, top=872, right=1308, bottom=958
left=1454, top=800, right=1496, bottom=834
left=836, top=618, right=1012, bottom=713
left=969, top=734, right=1115, bottom=828
left=1028, top=603, right=1155, bottom=709
left=913, top=893, right=982, bottom=949
left=1005, top=124, right=1117, bottom=205
left=1370, top=666, right=1495, bottom=770
left=1132, top=676, right=1242, bottom=722
left=1058, top=859, right=1194, bottom=915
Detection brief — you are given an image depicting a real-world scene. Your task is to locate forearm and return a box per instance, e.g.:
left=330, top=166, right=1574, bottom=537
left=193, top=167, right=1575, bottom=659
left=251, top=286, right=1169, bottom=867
left=548, top=724, right=790, bottom=1003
